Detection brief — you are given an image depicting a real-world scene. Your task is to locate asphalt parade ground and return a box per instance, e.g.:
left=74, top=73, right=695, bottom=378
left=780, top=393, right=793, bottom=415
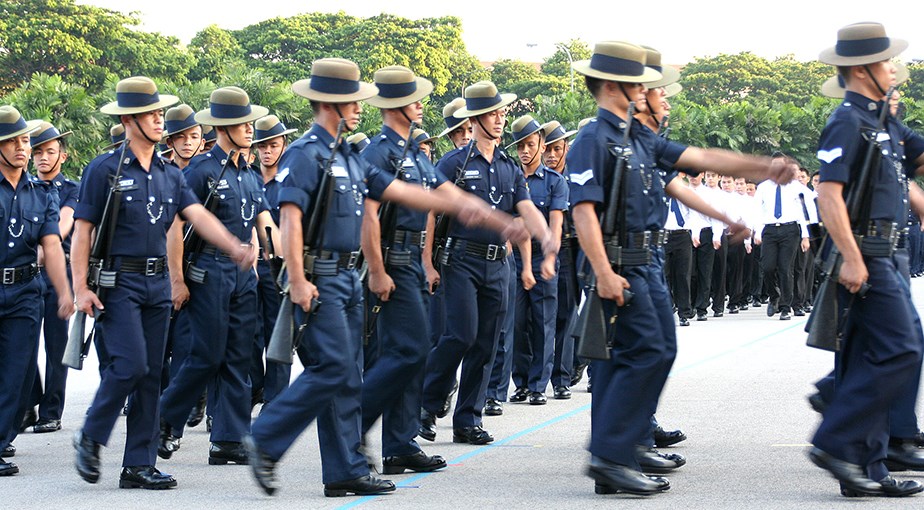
left=7, top=279, right=924, bottom=509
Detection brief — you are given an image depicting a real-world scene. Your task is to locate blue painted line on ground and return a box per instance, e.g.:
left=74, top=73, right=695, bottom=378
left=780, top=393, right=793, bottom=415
left=337, top=319, right=805, bottom=509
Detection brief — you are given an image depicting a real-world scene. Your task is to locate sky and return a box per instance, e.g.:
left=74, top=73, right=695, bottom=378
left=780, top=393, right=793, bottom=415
left=78, top=0, right=923, bottom=65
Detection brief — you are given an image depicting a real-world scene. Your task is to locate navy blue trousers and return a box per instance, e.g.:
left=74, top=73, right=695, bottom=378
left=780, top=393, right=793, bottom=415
left=251, top=259, right=290, bottom=403
left=28, top=268, right=70, bottom=421
left=486, top=260, right=517, bottom=401
left=512, top=252, right=559, bottom=393
left=551, top=243, right=579, bottom=388
left=251, top=269, right=368, bottom=484
left=0, top=276, right=42, bottom=452
left=422, top=244, right=509, bottom=428
left=82, top=270, right=171, bottom=467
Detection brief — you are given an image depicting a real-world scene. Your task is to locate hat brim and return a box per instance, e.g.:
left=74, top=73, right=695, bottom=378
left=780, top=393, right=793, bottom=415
left=102, top=140, right=125, bottom=152
left=365, top=78, right=434, bottom=108
left=544, top=129, right=578, bottom=145
left=437, top=118, right=469, bottom=138
left=506, top=125, right=543, bottom=149
left=100, top=95, right=179, bottom=116
left=663, top=82, right=683, bottom=99
left=292, top=80, right=379, bottom=103
left=31, top=130, right=73, bottom=148
left=573, top=60, right=662, bottom=83
left=644, top=66, right=681, bottom=89
left=252, top=128, right=298, bottom=146
left=165, top=122, right=202, bottom=138
left=820, top=76, right=844, bottom=99
left=818, top=38, right=908, bottom=66
left=453, top=93, right=518, bottom=119
left=194, top=105, right=270, bottom=127
left=0, top=119, right=43, bottom=142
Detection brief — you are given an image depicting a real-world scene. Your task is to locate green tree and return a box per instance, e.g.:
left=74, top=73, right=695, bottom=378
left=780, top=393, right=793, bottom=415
left=188, top=25, right=245, bottom=83
left=540, top=40, right=592, bottom=79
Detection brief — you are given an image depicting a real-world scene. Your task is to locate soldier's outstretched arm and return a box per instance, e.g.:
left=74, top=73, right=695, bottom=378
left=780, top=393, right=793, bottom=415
left=180, top=203, right=256, bottom=269
left=677, top=148, right=798, bottom=184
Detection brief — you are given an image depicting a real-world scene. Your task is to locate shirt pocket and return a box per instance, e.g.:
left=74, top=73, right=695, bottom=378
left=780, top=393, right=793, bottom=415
left=120, top=188, right=148, bottom=224
left=332, top=176, right=362, bottom=217
left=20, top=209, right=44, bottom=247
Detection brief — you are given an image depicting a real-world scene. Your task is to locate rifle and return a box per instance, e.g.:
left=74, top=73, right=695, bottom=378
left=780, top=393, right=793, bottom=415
left=431, top=140, right=477, bottom=267
left=63, top=140, right=131, bottom=369
left=363, top=122, right=417, bottom=341
left=806, top=87, right=893, bottom=351
left=657, top=113, right=671, bottom=138
left=182, top=149, right=237, bottom=284
left=267, top=120, right=346, bottom=364
left=573, top=103, right=637, bottom=361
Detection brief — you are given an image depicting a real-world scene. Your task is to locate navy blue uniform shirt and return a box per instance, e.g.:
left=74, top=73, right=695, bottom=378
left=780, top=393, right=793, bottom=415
left=276, top=124, right=395, bottom=253
left=817, top=90, right=924, bottom=224
left=1, top=171, right=60, bottom=268
left=361, top=125, right=445, bottom=232
left=523, top=164, right=569, bottom=221
left=75, top=147, right=197, bottom=258
left=261, top=176, right=280, bottom=226
left=45, top=172, right=78, bottom=252
left=566, top=109, right=687, bottom=232
left=185, top=145, right=267, bottom=245
left=435, top=142, right=530, bottom=245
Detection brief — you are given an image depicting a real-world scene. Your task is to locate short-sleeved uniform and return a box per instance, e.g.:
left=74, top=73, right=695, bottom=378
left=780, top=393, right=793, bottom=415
left=420, top=141, right=529, bottom=431
left=811, top=91, right=924, bottom=480
left=359, top=126, right=445, bottom=457
left=29, top=172, right=79, bottom=424
left=250, top=124, right=394, bottom=484
left=77, top=147, right=197, bottom=467
left=567, top=109, right=687, bottom=468
left=159, top=145, right=267, bottom=446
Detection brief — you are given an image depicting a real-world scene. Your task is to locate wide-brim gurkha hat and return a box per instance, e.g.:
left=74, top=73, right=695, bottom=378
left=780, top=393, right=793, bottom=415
left=30, top=121, right=72, bottom=148
left=201, top=124, right=216, bottom=142
left=102, top=124, right=125, bottom=151
left=252, top=115, right=297, bottom=145
left=663, top=82, right=683, bottom=98
left=292, top=58, right=378, bottom=103
left=541, top=120, right=577, bottom=145
left=165, top=104, right=201, bottom=137
left=365, top=66, right=433, bottom=109
left=195, top=87, right=269, bottom=127
left=821, top=61, right=910, bottom=98
left=641, top=46, right=681, bottom=89
left=412, top=128, right=436, bottom=145
left=346, top=133, right=370, bottom=151
left=819, top=22, right=908, bottom=66
left=573, top=41, right=662, bottom=83
left=507, top=115, right=543, bottom=148
left=437, top=97, right=468, bottom=137
left=100, top=76, right=178, bottom=116
left=0, top=106, right=42, bottom=142
left=453, top=81, right=517, bottom=118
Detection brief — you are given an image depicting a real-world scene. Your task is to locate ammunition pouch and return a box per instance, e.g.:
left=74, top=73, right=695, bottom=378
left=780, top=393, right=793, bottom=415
left=88, top=258, right=117, bottom=289
left=303, top=249, right=360, bottom=277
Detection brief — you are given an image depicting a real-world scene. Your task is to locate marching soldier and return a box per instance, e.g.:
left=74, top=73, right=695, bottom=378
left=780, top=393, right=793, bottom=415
left=164, top=104, right=203, bottom=171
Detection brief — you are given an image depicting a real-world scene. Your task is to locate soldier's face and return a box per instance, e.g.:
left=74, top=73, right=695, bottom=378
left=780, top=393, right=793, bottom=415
left=420, top=142, right=432, bottom=160
left=256, top=137, right=285, bottom=169
left=32, top=141, right=66, bottom=175
left=169, top=127, right=203, bottom=160
left=128, top=110, right=165, bottom=141
left=340, top=101, right=363, bottom=131
left=477, top=109, right=507, bottom=140
left=402, top=101, right=424, bottom=124
left=449, top=122, right=472, bottom=148
left=0, top=134, right=31, bottom=170
left=646, top=87, right=667, bottom=113
left=225, top=122, right=253, bottom=147
left=543, top=140, right=568, bottom=172
left=516, top=133, right=544, bottom=167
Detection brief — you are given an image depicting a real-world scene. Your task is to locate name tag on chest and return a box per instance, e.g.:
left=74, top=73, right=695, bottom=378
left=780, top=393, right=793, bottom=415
left=332, top=165, right=349, bottom=178
left=217, top=179, right=230, bottom=190
left=464, top=170, right=481, bottom=179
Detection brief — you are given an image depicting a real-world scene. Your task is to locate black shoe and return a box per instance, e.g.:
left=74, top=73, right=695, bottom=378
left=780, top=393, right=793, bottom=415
left=382, top=450, right=447, bottom=474
left=554, top=386, right=572, bottom=400
left=119, top=465, right=177, bottom=489
left=841, top=476, right=924, bottom=497
left=636, top=446, right=686, bottom=474
left=653, top=426, right=687, bottom=448
left=804, top=304, right=813, bottom=313
left=794, top=308, right=806, bottom=317
left=808, top=392, right=827, bottom=414
left=679, top=317, right=690, bottom=327
left=33, top=419, right=61, bottom=433
left=586, top=456, right=670, bottom=496
left=728, top=305, right=738, bottom=314
left=740, top=304, right=749, bottom=311
left=751, top=298, right=762, bottom=308
left=779, top=310, right=792, bottom=320
left=528, top=392, right=547, bottom=405
left=418, top=408, right=436, bottom=442
left=696, top=313, right=707, bottom=321
left=209, top=441, right=249, bottom=465
left=766, top=302, right=776, bottom=317
left=452, top=426, right=494, bottom=445
left=510, top=387, right=529, bottom=403
left=187, top=393, right=207, bottom=428
left=324, top=475, right=396, bottom=497
left=436, top=380, right=458, bottom=419
left=885, top=441, right=924, bottom=471
left=19, top=408, right=37, bottom=433
left=0, top=460, right=18, bottom=476
left=713, top=311, right=724, bottom=318
left=484, top=398, right=503, bottom=416
left=914, top=431, right=924, bottom=448
left=73, top=430, right=101, bottom=484
left=808, top=447, right=882, bottom=495
left=571, top=363, right=588, bottom=386
left=1, top=443, right=14, bottom=458
left=158, top=419, right=181, bottom=460
left=242, top=435, right=277, bottom=496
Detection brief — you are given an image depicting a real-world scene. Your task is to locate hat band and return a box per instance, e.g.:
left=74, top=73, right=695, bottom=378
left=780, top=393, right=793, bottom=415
left=310, top=75, right=361, bottom=95
left=376, top=81, right=418, bottom=99
left=590, top=53, right=645, bottom=78
left=836, top=37, right=890, bottom=57
left=210, top=102, right=253, bottom=120
left=0, top=116, right=28, bottom=137
left=112, top=133, right=126, bottom=144
left=203, top=131, right=216, bottom=142
left=444, top=115, right=460, bottom=129
left=548, top=126, right=566, bottom=140
left=116, top=91, right=162, bottom=108
left=166, top=113, right=197, bottom=135
left=255, top=124, right=287, bottom=140
left=414, top=133, right=429, bottom=144
left=31, top=128, right=62, bottom=146
left=649, top=64, right=663, bottom=73
left=513, top=120, right=542, bottom=142
left=466, top=94, right=503, bottom=112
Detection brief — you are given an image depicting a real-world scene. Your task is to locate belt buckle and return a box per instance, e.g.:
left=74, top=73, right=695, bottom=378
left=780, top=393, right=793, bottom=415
left=642, top=231, right=651, bottom=247
left=144, top=258, right=159, bottom=276
left=486, top=244, right=500, bottom=261
left=346, top=251, right=359, bottom=269
left=2, top=268, right=14, bottom=285
left=418, top=231, right=427, bottom=249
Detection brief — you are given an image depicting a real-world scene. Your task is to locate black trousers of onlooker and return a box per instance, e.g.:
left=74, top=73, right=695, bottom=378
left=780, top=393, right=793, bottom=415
left=664, top=229, right=693, bottom=319
left=760, top=222, right=800, bottom=313
left=691, top=228, right=715, bottom=315
left=793, top=246, right=812, bottom=311
left=749, top=243, right=763, bottom=302
left=726, top=239, right=746, bottom=309
left=710, top=233, right=728, bottom=314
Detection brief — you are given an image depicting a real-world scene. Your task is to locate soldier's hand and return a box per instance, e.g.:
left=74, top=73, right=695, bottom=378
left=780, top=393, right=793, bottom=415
left=425, top=263, right=440, bottom=294
left=57, top=292, right=75, bottom=319
left=232, top=243, right=257, bottom=270
left=801, top=237, right=810, bottom=253
left=596, top=268, right=631, bottom=306
left=838, top=258, right=869, bottom=294
left=767, top=158, right=798, bottom=185
left=456, top=199, right=491, bottom=228
left=692, top=236, right=701, bottom=248
left=541, top=232, right=560, bottom=259
left=540, top=257, right=556, bottom=281
left=172, top=280, right=190, bottom=311
left=369, top=270, right=396, bottom=302
left=726, top=222, right=750, bottom=245
left=712, top=240, right=722, bottom=250
left=290, top=279, right=320, bottom=313
left=76, top=288, right=104, bottom=317
left=521, top=269, right=536, bottom=291
left=502, top=221, right=529, bottom=245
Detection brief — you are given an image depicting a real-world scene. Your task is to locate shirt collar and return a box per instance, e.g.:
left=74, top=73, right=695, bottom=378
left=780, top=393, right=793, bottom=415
left=0, top=168, right=30, bottom=191
left=119, top=145, right=168, bottom=172
left=381, top=125, right=417, bottom=151
left=308, top=124, right=337, bottom=151
left=209, top=144, right=248, bottom=170
left=844, top=90, right=886, bottom=115
left=597, top=107, right=633, bottom=133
